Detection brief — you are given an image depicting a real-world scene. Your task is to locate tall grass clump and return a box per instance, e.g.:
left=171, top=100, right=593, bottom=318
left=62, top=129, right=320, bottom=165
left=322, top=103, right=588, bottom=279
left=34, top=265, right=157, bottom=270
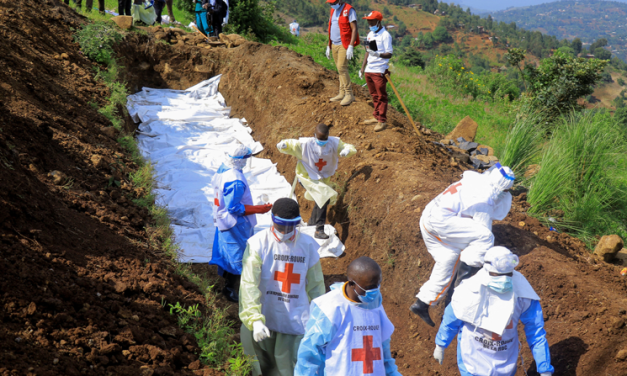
left=499, top=104, right=546, bottom=177
left=527, top=110, right=627, bottom=245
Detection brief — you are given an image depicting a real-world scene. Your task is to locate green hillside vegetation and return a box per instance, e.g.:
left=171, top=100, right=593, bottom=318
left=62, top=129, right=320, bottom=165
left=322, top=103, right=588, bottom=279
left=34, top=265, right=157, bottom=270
left=493, top=0, right=627, bottom=61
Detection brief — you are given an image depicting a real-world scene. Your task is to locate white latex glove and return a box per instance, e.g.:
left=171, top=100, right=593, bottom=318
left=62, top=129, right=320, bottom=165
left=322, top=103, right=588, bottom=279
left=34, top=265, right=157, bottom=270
left=540, top=373, right=552, bottom=376
left=325, top=46, right=331, bottom=60
left=277, top=141, right=287, bottom=150
left=346, top=45, right=354, bottom=60
left=252, top=321, right=271, bottom=342
left=358, top=70, right=364, bottom=80
left=368, top=50, right=381, bottom=58
left=340, top=148, right=350, bottom=157
left=433, top=345, right=445, bottom=365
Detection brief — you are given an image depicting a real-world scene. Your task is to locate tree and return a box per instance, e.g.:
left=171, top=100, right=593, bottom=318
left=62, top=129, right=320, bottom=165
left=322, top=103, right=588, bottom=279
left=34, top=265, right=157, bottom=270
left=618, top=78, right=626, bottom=86
left=506, top=48, right=527, bottom=90
left=594, top=48, right=611, bottom=61
left=398, top=49, right=426, bottom=68
left=557, top=46, right=575, bottom=57
left=383, top=7, right=392, bottom=17
left=422, top=32, right=434, bottom=49
left=590, top=38, right=608, bottom=51
left=571, top=38, right=582, bottom=55
left=526, top=51, right=608, bottom=117
left=433, top=26, right=451, bottom=43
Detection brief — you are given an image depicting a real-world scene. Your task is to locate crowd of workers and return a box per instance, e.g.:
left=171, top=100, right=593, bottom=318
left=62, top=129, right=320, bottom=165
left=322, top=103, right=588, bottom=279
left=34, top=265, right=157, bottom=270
left=206, top=1, right=555, bottom=375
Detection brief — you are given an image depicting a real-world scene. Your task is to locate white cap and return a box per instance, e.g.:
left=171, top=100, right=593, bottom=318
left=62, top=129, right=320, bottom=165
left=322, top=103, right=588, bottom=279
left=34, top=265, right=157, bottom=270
left=225, top=144, right=252, bottom=170
left=484, top=246, right=519, bottom=274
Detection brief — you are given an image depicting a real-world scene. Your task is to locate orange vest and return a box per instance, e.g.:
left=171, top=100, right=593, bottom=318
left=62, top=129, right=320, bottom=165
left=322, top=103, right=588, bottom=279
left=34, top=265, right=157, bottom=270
left=328, top=4, right=360, bottom=49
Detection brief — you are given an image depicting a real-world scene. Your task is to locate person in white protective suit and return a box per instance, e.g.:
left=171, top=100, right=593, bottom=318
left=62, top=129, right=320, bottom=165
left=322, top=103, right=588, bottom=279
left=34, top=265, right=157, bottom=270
left=239, top=198, right=326, bottom=376
left=277, top=123, right=357, bottom=240
left=434, top=246, right=554, bottom=376
left=210, top=145, right=273, bottom=302
left=410, top=163, right=515, bottom=327
left=290, top=20, right=300, bottom=37
left=294, top=256, right=402, bottom=376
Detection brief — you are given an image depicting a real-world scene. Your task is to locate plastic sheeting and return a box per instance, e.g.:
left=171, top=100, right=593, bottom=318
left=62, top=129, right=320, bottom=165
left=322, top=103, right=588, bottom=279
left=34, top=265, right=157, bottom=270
left=127, top=76, right=345, bottom=263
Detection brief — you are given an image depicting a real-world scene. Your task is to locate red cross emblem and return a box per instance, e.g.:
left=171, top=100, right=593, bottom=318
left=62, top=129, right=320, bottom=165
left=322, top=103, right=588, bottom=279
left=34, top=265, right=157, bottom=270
left=314, top=158, right=327, bottom=172
left=274, top=263, right=301, bottom=293
left=351, top=335, right=382, bottom=374
left=443, top=182, right=462, bottom=195
left=491, top=320, right=514, bottom=341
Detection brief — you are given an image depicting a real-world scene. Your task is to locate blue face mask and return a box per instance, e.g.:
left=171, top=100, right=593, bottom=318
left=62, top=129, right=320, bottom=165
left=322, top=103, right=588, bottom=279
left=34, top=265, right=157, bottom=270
left=352, top=280, right=381, bottom=303
left=488, top=275, right=513, bottom=294
left=315, top=136, right=328, bottom=146
left=370, top=25, right=380, bottom=32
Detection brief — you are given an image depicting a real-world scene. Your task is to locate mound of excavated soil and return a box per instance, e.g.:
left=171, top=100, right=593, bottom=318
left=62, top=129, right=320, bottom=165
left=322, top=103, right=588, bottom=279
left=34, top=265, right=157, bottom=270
left=2, top=0, right=627, bottom=374
left=0, top=1, right=223, bottom=375
left=117, top=31, right=627, bottom=375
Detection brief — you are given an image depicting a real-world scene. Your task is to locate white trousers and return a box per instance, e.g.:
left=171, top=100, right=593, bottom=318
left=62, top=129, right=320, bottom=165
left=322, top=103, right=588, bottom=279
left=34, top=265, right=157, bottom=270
left=417, top=203, right=494, bottom=305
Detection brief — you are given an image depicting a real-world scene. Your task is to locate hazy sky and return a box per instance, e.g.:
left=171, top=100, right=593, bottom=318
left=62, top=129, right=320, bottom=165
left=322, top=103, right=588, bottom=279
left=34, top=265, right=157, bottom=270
left=455, top=0, right=627, bottom=12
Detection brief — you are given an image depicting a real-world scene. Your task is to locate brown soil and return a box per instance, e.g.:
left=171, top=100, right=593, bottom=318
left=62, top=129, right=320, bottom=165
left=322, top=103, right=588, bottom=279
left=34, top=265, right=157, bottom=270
left=2, top=1, right=627, bottom=375
left=0, top=1, right=222, bottom=375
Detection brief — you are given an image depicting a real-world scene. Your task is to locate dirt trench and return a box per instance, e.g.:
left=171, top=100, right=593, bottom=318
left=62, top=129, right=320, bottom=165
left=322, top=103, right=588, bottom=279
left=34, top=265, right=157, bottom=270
left=0, top=0, right=626, bottom=374
left=118, top=32, right=627, bottom=375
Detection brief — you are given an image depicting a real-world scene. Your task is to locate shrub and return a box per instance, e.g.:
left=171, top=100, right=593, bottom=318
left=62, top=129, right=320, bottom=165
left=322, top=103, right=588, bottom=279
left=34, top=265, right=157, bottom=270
left=398, top=49, right=426, bottom=68
left=73, top=22, right=123, bottom=65
left=499, top=104, right=545, bottom=177
left=618, top=78, right=626, bottom=86
left=525, top=51, right=607, bottom=118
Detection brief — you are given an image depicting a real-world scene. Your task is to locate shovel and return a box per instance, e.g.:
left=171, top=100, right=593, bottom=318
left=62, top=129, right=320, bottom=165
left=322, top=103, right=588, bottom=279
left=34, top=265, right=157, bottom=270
left=385, top=73, right=424, bottom=142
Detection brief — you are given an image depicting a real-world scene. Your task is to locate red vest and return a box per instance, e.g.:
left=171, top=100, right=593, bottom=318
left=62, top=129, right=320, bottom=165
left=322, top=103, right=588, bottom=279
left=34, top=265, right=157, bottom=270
left=328, top=4, right=360, bottom=49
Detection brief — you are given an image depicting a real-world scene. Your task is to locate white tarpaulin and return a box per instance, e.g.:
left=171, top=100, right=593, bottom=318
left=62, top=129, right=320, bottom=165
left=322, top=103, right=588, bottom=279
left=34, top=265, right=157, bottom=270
left=127, top=76, right=345, bottom=263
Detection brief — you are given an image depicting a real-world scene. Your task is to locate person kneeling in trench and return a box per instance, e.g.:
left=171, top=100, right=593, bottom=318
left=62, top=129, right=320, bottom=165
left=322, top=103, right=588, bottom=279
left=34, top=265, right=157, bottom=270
left=239, top=198, right=326, bottom=376
left=434, top=246, right=554, bottom=376
left=294, top=256, right=402, bottom=376
left=277, top=123, right=356, bottom=239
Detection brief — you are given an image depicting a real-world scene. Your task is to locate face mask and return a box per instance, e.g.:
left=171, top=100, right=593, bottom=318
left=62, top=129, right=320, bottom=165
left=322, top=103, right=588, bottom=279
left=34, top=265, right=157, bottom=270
left=352, top=280, right=381, bottom=303
left=315, top=136, right=328, bottom=146
left=273, top=227, right=294, bottom=242
left=488, top=275, right=513, bottom=294
left=370, top=25, right=380, bottom=32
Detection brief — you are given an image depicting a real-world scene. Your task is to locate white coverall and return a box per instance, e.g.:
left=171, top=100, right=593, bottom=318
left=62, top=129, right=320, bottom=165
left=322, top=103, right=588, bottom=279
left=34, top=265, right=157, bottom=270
left=417, top=171, right=512, bottom=305
left=239, top=228, right=326, bottom=376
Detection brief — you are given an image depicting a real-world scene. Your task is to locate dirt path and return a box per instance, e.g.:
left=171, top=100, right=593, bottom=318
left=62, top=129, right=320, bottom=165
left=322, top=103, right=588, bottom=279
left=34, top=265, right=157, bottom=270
left=1, top=0, right=627, bottom=374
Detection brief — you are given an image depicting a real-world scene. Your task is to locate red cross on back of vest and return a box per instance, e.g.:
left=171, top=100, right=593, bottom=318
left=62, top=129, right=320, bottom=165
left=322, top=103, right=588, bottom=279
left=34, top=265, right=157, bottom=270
left=443, top=182, right=462, bottom=195
left=314, top=158, right=327, bottom=172
left=274, top=263, right=301, bottom=293
left=351, top=335, right=382, bottom=374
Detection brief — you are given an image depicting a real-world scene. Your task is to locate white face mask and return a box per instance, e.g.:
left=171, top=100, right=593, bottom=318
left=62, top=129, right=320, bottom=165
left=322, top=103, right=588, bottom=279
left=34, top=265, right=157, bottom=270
left=273, top=227, right=295, bottom=242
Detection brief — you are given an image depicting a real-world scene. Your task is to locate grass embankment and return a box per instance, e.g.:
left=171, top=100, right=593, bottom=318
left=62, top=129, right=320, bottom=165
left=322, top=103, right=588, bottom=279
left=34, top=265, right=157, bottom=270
left=280, top=33, right=627, bottom=248
left=74, top=16, right=252, bottom=374
left=275, top=34, right=515, bottom=155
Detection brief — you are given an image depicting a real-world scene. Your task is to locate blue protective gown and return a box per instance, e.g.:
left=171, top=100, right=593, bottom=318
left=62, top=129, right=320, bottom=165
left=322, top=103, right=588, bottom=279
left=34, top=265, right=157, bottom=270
left=195, top=2, right=211, bottom=36
left=209, top=164, right=253, bottom=276
left=436, top=301, right=554, bottom=376
left=295, top=283, right=402, bottom=376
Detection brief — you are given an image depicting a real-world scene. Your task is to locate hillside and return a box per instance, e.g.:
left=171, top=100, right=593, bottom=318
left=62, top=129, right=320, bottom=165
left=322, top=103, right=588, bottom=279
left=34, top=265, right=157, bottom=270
left=492, top=0, right=627, bottom=60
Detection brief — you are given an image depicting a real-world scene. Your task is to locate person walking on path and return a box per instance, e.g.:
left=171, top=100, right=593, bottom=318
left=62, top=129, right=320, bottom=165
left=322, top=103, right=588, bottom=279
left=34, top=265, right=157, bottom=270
left=294, top=256, right=402, bottom=376
left=326, top=0, right=360, bottom=106
left=410, top=164, right=515, bottom=327
left=359, top=11, right=393, bottom=133
left=210, top=145, right=272, bottom=302
left=290, top=20, right=300, bottom=37
left=239, top=198, right=326, bottom=376
left=276, top=123, right=356, bottom=239
left=434, top=246, right=554, bottom=376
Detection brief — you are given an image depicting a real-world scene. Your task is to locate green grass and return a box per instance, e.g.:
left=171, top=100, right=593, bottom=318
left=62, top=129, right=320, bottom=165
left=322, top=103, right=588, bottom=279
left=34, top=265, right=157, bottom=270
left=73, top=12, right=252, bottom=372
left=499, top=103, right=546, bottom=177
left=527, top=110, right=627, bottom=246
left=389, top=64, right=514, bottom=154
